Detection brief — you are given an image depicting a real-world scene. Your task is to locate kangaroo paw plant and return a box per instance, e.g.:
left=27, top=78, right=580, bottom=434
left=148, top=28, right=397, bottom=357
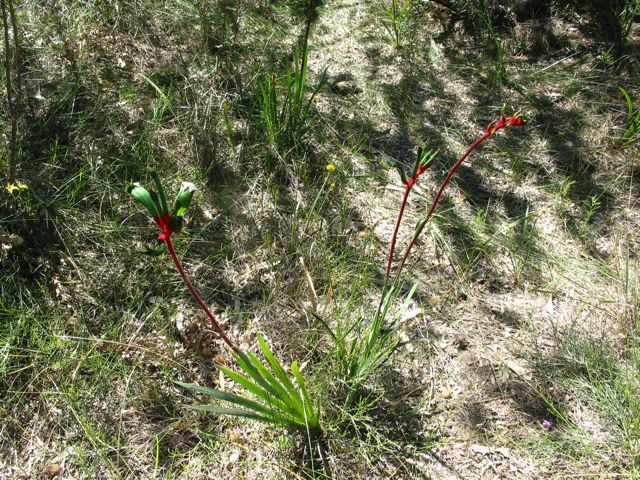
left=322, top=114, right=523, bottom=409
left=128, top=172, right=320, bottom=433
left=389, top=114, right=524, bottom=284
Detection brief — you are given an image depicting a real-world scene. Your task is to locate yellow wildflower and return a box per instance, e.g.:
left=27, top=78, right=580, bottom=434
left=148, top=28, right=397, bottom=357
left=329, top=182, right=336, bottom=190
left=6, top=181, right=28, bottom=194
left=326, top=164, right=336, bottom=173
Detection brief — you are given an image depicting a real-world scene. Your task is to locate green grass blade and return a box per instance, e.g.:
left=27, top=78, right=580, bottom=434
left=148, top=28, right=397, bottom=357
left=140, top=73, right=171, bottom=107
left=312, top=312, right=337, bottom=341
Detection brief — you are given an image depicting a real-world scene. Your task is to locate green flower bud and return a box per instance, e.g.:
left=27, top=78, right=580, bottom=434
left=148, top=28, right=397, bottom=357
left=172, top=181, right=196, bottom=217
left=418, top=149, right=437, bottom=169
left=127, top=182, right=162, bottom=218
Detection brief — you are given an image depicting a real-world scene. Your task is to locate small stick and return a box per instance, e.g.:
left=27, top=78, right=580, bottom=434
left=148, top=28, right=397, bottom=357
left=299, top=256, right=319, bottom=313
left=1, top=0, right=16, bottom=178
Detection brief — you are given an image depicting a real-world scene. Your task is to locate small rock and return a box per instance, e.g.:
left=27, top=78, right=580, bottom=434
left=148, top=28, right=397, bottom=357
left=200, top=346, right=213, bottom=359
left=473, top=269, right=486, bottom=283
left=428, top=39, right=444, bottom=66
left=45, top=463, right=61, bottom=478
left=332, top=80, right=361, bottom=96
left=225, top=449, right=241, bottom=470
left=66, top=316, right=79, bottom=328
left=470, top=444, right=491, bottom=454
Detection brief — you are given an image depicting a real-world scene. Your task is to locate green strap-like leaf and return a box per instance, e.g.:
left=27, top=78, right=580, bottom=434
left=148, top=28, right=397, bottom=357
left=175, top=381, right=296, bottom=424
left=243, top=350, right=301, bottom=412
left=291, top=361, right=319, bottom=427
left=233, top=350, right=298, bottom=408
left=620, top=87, right=633, bottom=118
left=256, top=335, right=303, bottom=410
left=190, top=405, right=300, bottom=429
left=233, top=351, right=281, bottom=397
left=217, top=365, right=300, bottom=418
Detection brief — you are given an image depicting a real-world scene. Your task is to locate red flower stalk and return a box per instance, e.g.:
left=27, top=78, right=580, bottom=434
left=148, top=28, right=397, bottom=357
left=128, top=177, right=240, bottom=354
left=384, top=152, right=435, bottom=281
left=389, top=114, right=523, bottom=282
left=155, top=213, right=173, bottom=243
left=161, top=233, right=241, bottom=355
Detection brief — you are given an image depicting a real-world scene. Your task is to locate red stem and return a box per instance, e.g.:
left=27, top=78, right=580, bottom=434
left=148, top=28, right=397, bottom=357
left=394, top=131, right=492, bottom=278
left=385, top=184, right=412, bottom=281
left=376, top=182, right=413, bottom=317
left=164, top=236, right=240, bottom=354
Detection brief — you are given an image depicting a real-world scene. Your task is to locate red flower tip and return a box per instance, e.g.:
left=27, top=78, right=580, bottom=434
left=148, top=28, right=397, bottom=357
left=487, top=114, right=523, bottom=134
left=155, top=213, right=174, bottom=242
left=506, top=114, right=523, bottom=126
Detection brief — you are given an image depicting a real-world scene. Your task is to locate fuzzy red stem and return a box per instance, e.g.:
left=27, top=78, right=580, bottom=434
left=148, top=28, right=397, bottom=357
left=394, top=131, right=492, bottom=278
left=376, top=182, right=414, bottom=317
left=164, top=236, right=240, bottom=354
left=385, top=184, right=412, bottom=281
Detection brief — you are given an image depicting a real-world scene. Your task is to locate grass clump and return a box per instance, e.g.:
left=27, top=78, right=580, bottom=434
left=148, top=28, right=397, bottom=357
left=379, top=0, right=414, bottom=49
left=538, top=332, right=640, bottom=468
left=616, top=87, right=640, bottom=148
